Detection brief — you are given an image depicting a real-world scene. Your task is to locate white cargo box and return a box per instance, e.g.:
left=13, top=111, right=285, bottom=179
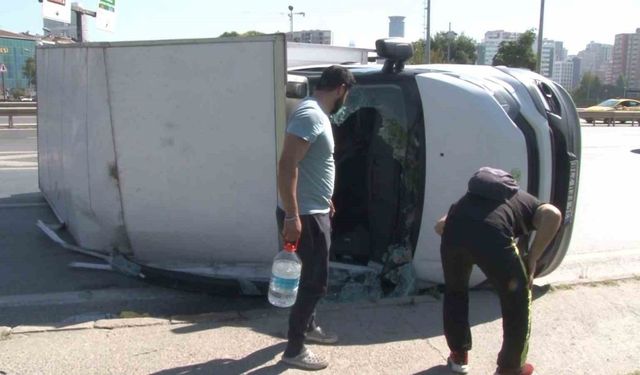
left=37, top=35, right=287, bottom=267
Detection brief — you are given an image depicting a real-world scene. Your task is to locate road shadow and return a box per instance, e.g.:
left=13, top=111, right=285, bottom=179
left=168, top=282, right=551, bottom=348
left=0, top=190, right=552, bottom=339
left=412, top=365, right=450, bottom=374
left=0, top=191, right=45, bottom=205
left=150, top=342, right=288, bottom=375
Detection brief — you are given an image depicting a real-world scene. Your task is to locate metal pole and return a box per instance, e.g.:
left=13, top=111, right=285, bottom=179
left=536, top=0, right=545, bottom=73
left=288, top=6, right=294, bottom=35
left=425, top=0, right=431, bottom=64
left=447, top=22, right=452, bottom=63
left=1, top=73, right=5, bottom=101
left=76, top=9, right=83, bottom=42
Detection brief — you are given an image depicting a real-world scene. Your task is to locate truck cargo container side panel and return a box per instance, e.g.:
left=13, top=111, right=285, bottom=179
left=36, top=45, right=129, bottom=251
left=86, top=47, right=130, bottom=251
left=103, top=40, right=282, bottom=264
left=59, top=47, right=95, bottom=247
left=37, top=47, right=67, bottom=224
left=413, top=73, right=528, bottom=285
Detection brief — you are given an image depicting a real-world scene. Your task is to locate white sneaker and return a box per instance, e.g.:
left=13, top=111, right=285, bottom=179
left=305, top=326, right=338, bottom=344
left=447, top=352, right=470, bottom=374
left=281, top=348, right=329, bottom=371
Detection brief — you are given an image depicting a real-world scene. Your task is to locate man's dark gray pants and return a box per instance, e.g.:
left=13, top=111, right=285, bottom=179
left=276, top=208, right=331, bottom=358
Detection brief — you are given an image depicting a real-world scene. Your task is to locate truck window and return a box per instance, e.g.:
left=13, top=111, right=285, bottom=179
left=330, top=82, right=421, bottom=265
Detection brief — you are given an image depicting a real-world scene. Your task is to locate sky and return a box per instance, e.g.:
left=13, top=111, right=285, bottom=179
left=1, top=0, right=639, bottom=55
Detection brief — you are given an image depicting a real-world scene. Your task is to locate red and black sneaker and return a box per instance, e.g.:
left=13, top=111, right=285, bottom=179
left=447, top=351, right=469, bottom=374
left=494, top=363, right=535, bottom=375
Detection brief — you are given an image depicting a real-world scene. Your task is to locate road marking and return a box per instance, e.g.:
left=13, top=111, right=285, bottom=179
left=0, top=152, right=37, bottom=169
left=0, top=128, right=36, bottom=131
left=0, top=124, right=37, bottom=126
left=0, top=154, right=37, bottom=160
left=0, top=167, right=38, bottom=171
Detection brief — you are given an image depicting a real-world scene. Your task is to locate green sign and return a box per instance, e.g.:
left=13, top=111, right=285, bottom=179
left=98, top=0, right=115, bottom=12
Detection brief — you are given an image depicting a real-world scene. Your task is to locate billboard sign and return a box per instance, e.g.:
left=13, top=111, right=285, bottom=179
left=42, top=0, right=72, bottom=24
left=96, top=0, right=117, bottom=33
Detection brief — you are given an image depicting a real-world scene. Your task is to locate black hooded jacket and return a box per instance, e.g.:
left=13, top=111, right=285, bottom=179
left=446, top=167, right=542, bottom=240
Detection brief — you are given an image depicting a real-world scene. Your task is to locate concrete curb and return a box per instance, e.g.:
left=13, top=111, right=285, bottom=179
left=94, top=317, right=169, bottom=330
left=2, top=277, right=636, bottom=339
left=0, top=326, right=11, bottom=340
left=0, top=126, right=37, bottom=130
left=170, top=311, right=242, bottom=325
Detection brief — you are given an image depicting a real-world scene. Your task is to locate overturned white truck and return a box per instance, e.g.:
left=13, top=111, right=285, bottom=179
left=36, top=35, right=580, bottom=298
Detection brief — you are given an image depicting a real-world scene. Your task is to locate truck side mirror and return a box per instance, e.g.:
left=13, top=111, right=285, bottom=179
left=286, top=81, right=308, bottom=99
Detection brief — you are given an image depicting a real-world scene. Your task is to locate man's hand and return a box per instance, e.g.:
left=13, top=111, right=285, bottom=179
left=434, top=215, right=447, bottom=236
left=283, top=216, right=302, bottom=243
left=527, top=203, right=562, bottom=289
left=329, top=200, right=336, bottom=218
left=527, top=257, right=537, bottom=289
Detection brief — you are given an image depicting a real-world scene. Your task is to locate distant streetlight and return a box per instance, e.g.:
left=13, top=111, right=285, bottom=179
left=446, top=22, right=457, bottom=63
left=536, top=0, right=545, bottom=73
left=288, top=5, right=305, bottom=38
left=424, top=0, right=431, bottom=64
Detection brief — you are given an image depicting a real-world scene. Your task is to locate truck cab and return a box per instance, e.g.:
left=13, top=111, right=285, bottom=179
left=286, top=39, right=581, bottom=285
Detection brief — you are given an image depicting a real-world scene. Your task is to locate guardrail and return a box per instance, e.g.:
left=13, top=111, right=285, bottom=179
left=577, top=109, right=640, bottom=126
left=0, top=102, right=37, bottom=108
left=0, top=107, right=38, bottom=128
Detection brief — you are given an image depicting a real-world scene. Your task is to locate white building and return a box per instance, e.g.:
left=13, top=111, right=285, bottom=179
left=552, top=57, right=580, bottom=90
left=478, top=30, right=566, bottom=76
left=477, top=30, right=521, bottom=65
left=287, top=30, right=332, bottom=45
left=538, top=39, right=567, bottom=78
left=539, top=41, right=555, bottom=78
left=577, top=42, right=613, bottom=84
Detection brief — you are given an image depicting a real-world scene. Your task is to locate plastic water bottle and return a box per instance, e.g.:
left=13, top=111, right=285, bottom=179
left=268, top=241, right=302, bottom=307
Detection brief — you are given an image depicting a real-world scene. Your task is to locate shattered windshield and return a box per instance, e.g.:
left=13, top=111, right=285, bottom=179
left=332, top=84, right=409, bottom=160
left=329, top=82, right=424, bottom=299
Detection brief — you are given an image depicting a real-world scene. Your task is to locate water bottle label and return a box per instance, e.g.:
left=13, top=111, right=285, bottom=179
left=271, top=275, right=299, bottom=290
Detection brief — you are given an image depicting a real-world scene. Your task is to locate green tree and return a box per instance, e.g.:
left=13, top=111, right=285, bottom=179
left=218, top=31, right=265, bottom=38
left=10, top=87, right=26, bottom=100
left=408, top=33, right=477, bottom=65
left=241, top=31, right=265, bottom=37
left=408, top=39, right=425, bottom=65
left=572, top=72, right=603, bottom=107
left=492, top=29, right=536, bottom=70
left=431, top=32, right=477, bottom=64
left=22, top=57, right=36, bottom=88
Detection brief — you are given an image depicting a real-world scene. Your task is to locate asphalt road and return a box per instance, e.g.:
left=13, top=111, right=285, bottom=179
left=1, top=126, right=639, bottom=326
left=0, top=115, right=37, bottom=127
left=0, top=129, right=269, bottom=327
left=569, top=126, right=640, bottom=254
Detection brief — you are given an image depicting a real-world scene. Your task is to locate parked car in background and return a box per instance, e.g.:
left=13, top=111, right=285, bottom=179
left=583, top=98, right=640, bottom=125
